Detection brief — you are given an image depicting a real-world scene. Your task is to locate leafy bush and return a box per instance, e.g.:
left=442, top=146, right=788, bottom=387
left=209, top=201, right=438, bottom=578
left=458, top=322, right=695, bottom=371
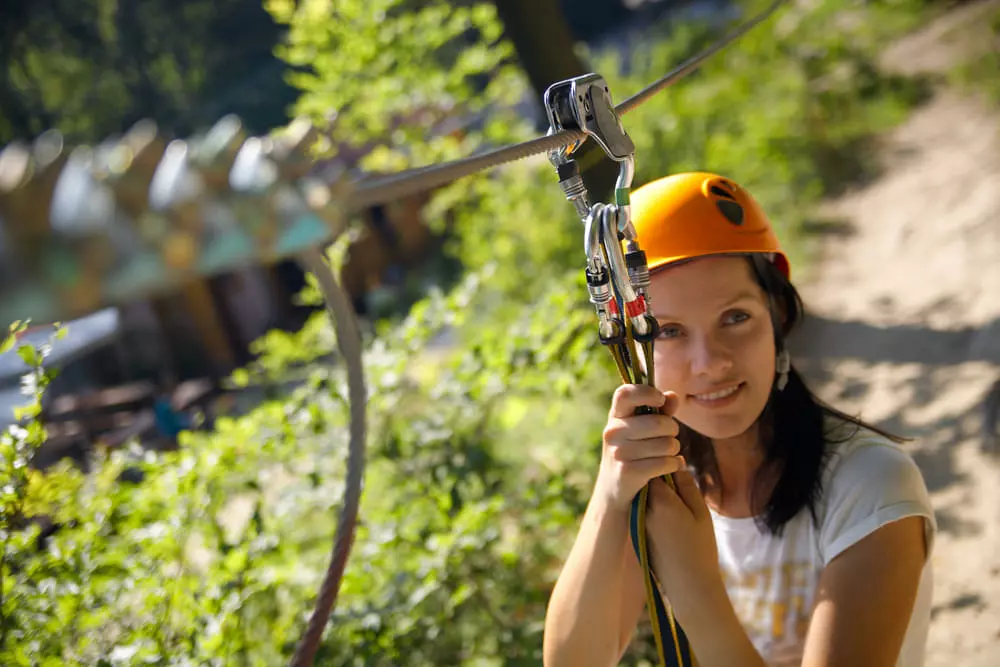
left=1, top=0, right=941, bottom=665
left=1, top=272, right=607, bottom=666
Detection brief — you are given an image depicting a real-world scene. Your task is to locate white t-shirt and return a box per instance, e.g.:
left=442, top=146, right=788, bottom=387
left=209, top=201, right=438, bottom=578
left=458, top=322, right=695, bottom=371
left=709, top=420, right=936, bottom=666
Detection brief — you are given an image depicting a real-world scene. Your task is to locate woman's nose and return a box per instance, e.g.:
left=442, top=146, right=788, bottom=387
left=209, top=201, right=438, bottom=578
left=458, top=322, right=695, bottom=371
left=689, top=333, right=734, bottom=378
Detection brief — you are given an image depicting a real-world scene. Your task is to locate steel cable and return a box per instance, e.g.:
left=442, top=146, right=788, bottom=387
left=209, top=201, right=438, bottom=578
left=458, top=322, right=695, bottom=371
left=346, top=0, right=786, bottom=209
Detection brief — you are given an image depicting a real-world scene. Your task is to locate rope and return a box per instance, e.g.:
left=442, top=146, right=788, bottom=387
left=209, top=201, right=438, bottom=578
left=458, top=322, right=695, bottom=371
left=606, top=299, right=694, bottom=667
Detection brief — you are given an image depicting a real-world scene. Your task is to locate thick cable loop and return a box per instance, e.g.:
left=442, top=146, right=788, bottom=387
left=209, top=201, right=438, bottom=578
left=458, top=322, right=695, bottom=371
left=288, top=249, right=367, bottom=667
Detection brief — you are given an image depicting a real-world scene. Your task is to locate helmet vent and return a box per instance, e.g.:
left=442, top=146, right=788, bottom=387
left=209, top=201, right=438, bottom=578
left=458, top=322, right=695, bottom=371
left=710, top=185, right=736, bottom=200
left=716, top=199, right=745, bottom=226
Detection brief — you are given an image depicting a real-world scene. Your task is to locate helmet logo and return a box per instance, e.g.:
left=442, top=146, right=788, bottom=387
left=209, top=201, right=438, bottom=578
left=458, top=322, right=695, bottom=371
left=708, top=182, right=744, bottom=226
left=716, top=199, right=744, bottom=226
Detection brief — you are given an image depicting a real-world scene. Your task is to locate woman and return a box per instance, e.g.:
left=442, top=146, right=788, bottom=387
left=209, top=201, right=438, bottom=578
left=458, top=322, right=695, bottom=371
left=542, top=173, right=936, bottom=667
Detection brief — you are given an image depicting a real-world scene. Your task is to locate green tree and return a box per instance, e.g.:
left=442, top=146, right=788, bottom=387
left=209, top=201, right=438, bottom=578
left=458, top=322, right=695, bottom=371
left=267, top=0, right=532, bottom=170
left=0, top=0, right=298, bottom=144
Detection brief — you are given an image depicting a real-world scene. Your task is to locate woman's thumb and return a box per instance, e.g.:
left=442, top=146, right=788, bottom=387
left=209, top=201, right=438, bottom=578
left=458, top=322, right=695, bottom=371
left=661, top=390, right=680, bottom=415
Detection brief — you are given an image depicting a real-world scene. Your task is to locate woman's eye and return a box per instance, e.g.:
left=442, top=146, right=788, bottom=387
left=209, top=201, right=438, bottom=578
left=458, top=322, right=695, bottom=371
left=724, top=310, right=751, bottom=325
left=657, top=324, right=682, bottom=339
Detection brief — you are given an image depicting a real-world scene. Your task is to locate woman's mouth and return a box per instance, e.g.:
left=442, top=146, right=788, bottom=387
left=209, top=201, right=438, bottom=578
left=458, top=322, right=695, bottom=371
left=689, top=382, right=744, bottom=408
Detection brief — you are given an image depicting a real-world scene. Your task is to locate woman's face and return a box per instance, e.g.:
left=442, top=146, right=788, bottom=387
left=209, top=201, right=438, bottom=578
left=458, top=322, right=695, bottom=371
left=646, top=256, right=777, bottom=441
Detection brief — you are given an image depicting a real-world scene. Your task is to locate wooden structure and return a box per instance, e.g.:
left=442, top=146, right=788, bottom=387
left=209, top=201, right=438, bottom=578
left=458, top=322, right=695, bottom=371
left=131, top=184, right=438, bottom=380
left=140, top=122, right=449, bottom=379
left=35, top=377, right=217, bottom=469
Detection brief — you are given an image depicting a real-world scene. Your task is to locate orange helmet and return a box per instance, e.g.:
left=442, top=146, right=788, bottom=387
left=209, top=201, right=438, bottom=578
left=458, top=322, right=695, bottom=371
left=629, top=172, right=790, bottom=279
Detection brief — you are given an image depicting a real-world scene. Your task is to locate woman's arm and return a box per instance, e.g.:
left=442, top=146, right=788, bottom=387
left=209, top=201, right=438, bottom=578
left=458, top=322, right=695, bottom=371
left=643, top=472, right=768, bottom=667
left=800, top=514, right=927, bottom=667
left=542, top=494, right=647, bottom=667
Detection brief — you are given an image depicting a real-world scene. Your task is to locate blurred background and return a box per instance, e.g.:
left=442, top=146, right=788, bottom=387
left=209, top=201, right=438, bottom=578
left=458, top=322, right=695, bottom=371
left=0, top=0, right=998, bottom=664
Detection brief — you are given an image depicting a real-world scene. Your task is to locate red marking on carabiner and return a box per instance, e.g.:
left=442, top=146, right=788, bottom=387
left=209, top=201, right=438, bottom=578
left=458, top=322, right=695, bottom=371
left=624, top=295, right=646, bottom=319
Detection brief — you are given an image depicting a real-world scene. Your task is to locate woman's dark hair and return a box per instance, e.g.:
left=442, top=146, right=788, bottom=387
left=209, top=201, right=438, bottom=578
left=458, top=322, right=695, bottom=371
left=673, top=254, right=906, bottom=537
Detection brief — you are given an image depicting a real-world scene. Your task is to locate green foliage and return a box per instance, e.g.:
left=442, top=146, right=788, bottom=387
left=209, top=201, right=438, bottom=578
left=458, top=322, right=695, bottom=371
left=947, top=4, right=1000, bottom=106
left=1, top=323, right=64, bottom=662
left=1, top=273, right=606, bottom=665
left=0, top=0, right=298, bottom=143
left=0, top=0, right=945, bottom=664
left=267, top=0, right=533, bottom=170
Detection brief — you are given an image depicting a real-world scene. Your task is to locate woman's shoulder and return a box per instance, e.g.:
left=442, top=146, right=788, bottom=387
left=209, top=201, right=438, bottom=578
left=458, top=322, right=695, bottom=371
left=821, top=417, right=923, bottom=484
left=814, top=415, right=936, bottom=565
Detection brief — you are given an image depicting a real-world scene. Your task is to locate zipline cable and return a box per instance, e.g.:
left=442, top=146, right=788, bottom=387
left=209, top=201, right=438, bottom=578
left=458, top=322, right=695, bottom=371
left=347, top=0, right=786, bottom=209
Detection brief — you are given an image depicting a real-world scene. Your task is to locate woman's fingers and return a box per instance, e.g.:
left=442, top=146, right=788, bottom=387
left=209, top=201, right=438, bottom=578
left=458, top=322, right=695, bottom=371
left=625, top=455, right=687, bottom=481
left=604, top=412, right=679, bottom=442
left=609, top=435, right=680, bottom=461
left=599, top=384, right=685, bottom=512
left=661, top=391, right=680, bottom=416
left=610, top=384, right=679, bottom=418
left=671, top=468, right=708, bottom=518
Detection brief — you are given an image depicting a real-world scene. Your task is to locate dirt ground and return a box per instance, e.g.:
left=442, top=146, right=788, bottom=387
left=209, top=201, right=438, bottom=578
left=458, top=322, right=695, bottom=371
left=787, top=1, right=1000, bottom=664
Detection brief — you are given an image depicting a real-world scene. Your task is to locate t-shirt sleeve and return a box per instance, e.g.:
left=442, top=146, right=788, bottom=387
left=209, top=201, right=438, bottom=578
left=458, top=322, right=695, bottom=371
left=818, top=439, right=936, bottom=566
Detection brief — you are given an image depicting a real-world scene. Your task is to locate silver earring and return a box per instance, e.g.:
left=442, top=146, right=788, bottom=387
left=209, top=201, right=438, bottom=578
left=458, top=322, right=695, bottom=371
left=775, top=349, right=791, bottom=391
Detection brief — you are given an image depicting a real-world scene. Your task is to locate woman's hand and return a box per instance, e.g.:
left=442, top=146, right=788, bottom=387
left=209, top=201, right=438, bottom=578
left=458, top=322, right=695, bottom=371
left=645, top=469, right=729, bottom=628
left=596, top=384, right=687, bottom=514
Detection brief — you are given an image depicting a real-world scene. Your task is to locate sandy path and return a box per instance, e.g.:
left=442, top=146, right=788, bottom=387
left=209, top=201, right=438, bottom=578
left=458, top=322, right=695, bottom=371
left=787, top=1, right=1000, bottom=663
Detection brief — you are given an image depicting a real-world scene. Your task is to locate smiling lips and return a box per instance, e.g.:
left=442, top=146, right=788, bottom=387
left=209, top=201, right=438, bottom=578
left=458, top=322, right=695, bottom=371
left=690, top=382, right=744, bottom=406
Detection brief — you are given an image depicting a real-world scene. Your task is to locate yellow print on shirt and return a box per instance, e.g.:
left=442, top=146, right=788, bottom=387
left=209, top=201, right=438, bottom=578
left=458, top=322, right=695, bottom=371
left=722, top=561, right=815, bottom=643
